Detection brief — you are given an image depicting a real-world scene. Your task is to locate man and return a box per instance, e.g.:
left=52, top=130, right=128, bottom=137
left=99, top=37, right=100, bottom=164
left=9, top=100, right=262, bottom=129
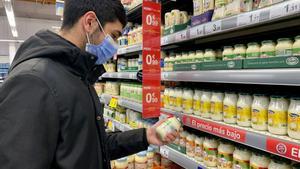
left=0, top=0, right=177, bottom=168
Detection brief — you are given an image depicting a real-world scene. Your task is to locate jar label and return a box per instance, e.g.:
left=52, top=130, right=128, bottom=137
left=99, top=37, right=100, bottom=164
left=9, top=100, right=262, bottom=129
left=170, top=96, right=176, bottom=107
left=211, top=101, right=223, bottom=115
left=163, top=95, right=170, bottom=107
left=176, top=97, right=182, bottom=107
left=235, top=53, right=246, bottom=59
left=193, top=100, right=201, bottom=112
left=276, top=49, right=293, bottom=57
left=128, top=163, right=134, bottom=169
left=224, top=54, right=235, bottom=59
left=268, top=110, right=287, bottom=128
left=251, top=108, right=268, bottom=125
left=223, top=105, right=237, bottom=119
left=201, top=101, right=211, bottom=114
left=204, top=57, right=216, bottom=62
left=186, top=141, right=195, bottom=155
left=218, top=152, right=233, bottom=169
left=288, top=112, right=300, bottom=132
left=293, top=48, right=300, bottom=56
left=261, top=51, right=275, bottom=58
left=183, top=98, right=193, bottom=111
left=195, top=145, right=203, bottom=158
left=246, top=52, right=260, bottom=58
left=135, top=162, right=147, bottom=169
left=195, top=58, right=204, bottom=62
left=203, top=147, right=218, bottom=163
left=233, top=158, right=250, bottom=169
left=237, top=106, right=251, bottom=122
left=250, top=164, right=268, bottom=169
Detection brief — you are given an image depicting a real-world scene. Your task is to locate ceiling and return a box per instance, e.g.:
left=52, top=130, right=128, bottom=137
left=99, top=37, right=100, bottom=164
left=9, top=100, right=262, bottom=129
left=0, top=0, right=62, bottom=21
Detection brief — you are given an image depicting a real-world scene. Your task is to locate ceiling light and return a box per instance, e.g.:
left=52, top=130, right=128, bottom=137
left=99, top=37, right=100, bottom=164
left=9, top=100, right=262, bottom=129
left=2, top=0, right=18, bottom=37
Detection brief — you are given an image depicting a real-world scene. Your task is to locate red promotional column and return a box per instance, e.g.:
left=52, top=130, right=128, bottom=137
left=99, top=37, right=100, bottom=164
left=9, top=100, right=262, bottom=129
left=142, top=0, right=161, bottom=118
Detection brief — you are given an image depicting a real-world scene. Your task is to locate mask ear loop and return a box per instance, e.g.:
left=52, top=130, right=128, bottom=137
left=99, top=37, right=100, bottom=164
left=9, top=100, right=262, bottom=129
left=86, top=33, right=91, bottom=44
left=96, top=17, right=107, bottom=37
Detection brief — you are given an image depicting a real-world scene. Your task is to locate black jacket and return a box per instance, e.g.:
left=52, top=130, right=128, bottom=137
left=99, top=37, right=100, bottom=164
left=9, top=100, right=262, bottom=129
left=0, top=30, right=149, bottom=169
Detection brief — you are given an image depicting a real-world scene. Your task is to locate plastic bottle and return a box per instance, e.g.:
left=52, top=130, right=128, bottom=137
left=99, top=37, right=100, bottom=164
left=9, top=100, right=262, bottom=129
left=186, top=134, right=196, bottom=158
left=223, top=46, right=234, bottom=60
left=288, top=98, right=300, bottom=139
left=135, top=151, right=148, bottom=169
left=260, top=40, right=275, bottom=58
left=276, top=38, right=293, bottom=57
left=156, top=117, right=181, bottom=141
left=293, top=35, right=300, bottom=56
left=169, top=88, right=176, bottom=110
left=237, top=93, right=253, bottom=127
left=115, top=157, right=129, bottom=169
left=195, top=136, right=204, bottom=162
left=268, top=96, right=289, bottom=135
left=183, top=89, right=194, bottom=114
left=211, top=91, right=225, bottom=121
left=233, top=147, right=251, bottom=169
left=246, top=42, right=261, bottom=59
left=201, top=91, right=212, bottom=118
left=234, top=44, right=246, bottom=60
left=164, top=88, right=170, bottom=109
left=193, top=90, right=202, bottom=115
left=203, top=137, right=219, bottom=167
left=251, top=94, right=270, bottom=131
left=217, top=142, right=235, bottom=169
left=223, top=92, right=238, bottom=124
left=147, top=147, right=154, bottom=169
left=250, top=153, right=270, bottom=169
left=175, top=88, right=183, bottom=111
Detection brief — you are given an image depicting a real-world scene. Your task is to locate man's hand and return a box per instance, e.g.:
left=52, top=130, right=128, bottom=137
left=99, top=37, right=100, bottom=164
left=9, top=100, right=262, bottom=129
left=146, top=119, right=179, bottom=146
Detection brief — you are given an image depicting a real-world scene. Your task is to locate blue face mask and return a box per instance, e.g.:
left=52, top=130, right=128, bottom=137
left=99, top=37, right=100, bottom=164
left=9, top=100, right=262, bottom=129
left=85, top=18, right=118, bottom=65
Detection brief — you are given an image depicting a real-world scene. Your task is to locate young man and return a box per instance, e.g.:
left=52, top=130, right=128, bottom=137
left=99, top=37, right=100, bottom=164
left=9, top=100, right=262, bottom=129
left=0, top=0, right=177, bottom=168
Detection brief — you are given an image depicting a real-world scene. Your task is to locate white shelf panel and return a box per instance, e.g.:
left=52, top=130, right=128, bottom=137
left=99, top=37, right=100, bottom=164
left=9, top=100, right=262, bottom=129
left=162, top=69, right=300, bottom=86
left=161, top=0, right=300, bottom=46
left=100, top=94, right=142, bottom=113
left=117, top=44, right=142, bottom=55
left=101, top=72, right=138, bottom=80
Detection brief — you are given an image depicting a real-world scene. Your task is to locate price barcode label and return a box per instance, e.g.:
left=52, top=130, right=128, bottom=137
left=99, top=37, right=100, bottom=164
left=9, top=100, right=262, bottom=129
left=162, top=36, right=168, bottom=45
left=175, top=31, right=188, bottom=42
left=160, top=146, right=169, bottom=158
left=204, top=20, right=221, bottom=35
left=270, top=0, right=300, bottom=19
left=190, top=25, right=204, bottom=39
left=109, top=98, right=118, bottom=108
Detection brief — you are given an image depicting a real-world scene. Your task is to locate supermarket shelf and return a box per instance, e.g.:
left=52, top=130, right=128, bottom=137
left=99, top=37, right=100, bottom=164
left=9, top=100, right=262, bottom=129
left=101, top=72, right=138, bottom=80
left=162, top=69, right=300, bottom=86
left=117, top=44, right=142, bottom=55
left=104, top=116, right=132, bottom=131
left=161, top=0, right=300, bottom=46
left=160, top=145, right=208, bottom=169
left=100, top=94, right=142, bottom=113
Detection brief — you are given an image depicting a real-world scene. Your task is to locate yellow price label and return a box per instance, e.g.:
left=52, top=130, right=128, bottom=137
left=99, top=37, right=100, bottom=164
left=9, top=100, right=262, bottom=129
left=109, top=98, right=118, bottom=108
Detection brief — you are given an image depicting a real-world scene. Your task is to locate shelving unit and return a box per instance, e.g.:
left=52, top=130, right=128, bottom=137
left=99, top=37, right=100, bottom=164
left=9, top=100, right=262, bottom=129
left=101, top=72, right=138, bottom=80
left=100, top=94, right=142, bottom=113
left=104, top=116, right=132, bottom=131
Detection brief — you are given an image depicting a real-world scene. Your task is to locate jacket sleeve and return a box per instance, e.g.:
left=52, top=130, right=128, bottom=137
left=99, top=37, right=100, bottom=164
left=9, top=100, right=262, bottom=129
left=0, top=74, right=59, bottom=169
left=105, top=128, right=149, bottom=160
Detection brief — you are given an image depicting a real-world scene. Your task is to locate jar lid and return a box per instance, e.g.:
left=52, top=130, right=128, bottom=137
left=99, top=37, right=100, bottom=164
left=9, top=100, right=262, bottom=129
left=262, top=40, right=274, bottom=44
left=136, top=151, right=147, bottom=157
left=147, top=146, right=154, bottom=152
left=247, top=42, right=259, bottom=46
left=277, top=38, right=292, bottom=42
left=116, top=157, right=128, bottom=162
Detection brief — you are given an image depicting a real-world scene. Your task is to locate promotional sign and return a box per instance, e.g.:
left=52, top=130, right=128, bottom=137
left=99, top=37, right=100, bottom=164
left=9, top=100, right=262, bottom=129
left=142, top=0, right=161, bottom=118
left=182, top=115, right=247, bottom=142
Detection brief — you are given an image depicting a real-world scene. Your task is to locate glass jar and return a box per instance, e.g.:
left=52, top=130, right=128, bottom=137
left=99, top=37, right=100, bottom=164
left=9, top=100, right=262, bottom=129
left=203, top=137, right=219, bottom=167
left=175, top=88, right=183, bottom=111
left=246, top=42, right=261, bottom=59
left=128, top=155, right=135, bottom=169
left=260, top=40, right=275, bottom=58
left=175, top=53, right=182, bottom=64
left=169, top=88, right=176, bottom=110
left=293, top=35, right=300, bottom=56
left=169, top=56, right=175, bottom=71
left=211, top=91, right=225, bottom=121
left=268, top=159, right=292, bottom=169
left=223, top=46, right=234, bottom=60
left=251, top=94, right=270, bottom=131
left=156, top=117, right=181, bottom=141
left=186, top=134, right=196, bottom=158
left=223, top=92, right=238, bottom=124
left=204, top=49, right=217, bottom=62
left=201, top=91, right=212, bottom=118
left=115, top=157, right=129, bottom=169
left=276, top=38, right=293, bottom=57
left=193, top=90, right=202, bottom=115
left=233, top=147, right=251, bottom=169
left=268, top=96, right=289, bottom=135
left=181, top=52, right=189, bottom=63
left=180, top=131, right=188, bottom=148
left=195, top=136, right=204, bottom=162
left=183, top=89, right=194, bottom=114
left=234, top=44, right=246, bottom=60
left=250, top=153, right=270, bottom=169
left=217, top=142, right=235, bottom=169
left=237, top=93, right=253, bottom=127
left=188, top=51, right=196, bottom=63
left=195, top=50, right=204, bottom=63
left=147, top=147, right=154, bottom=169
left=164, top=88, right=170, bottom=109
left=288, top=98, right=300, bottom=139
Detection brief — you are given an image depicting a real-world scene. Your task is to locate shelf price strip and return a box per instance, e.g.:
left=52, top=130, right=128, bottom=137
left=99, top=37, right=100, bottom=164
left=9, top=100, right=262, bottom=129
left=142, top=0, right=161, bottom=118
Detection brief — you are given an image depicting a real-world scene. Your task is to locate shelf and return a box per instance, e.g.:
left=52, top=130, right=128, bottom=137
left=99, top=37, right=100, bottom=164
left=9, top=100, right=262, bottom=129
left=117, top=44, right=142, bottom=55
left=162, top=69, right=300, bottom=86
left=104, top=116, right=132, bottom=131
left=101, top=72, right=138, bottom=80
left=161, top=0, right=300, bottom=46
left=100, top=94, right=142, bottom=113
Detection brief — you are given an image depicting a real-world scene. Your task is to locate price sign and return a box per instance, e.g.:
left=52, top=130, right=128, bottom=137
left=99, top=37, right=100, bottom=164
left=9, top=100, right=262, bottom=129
left=190, top=25, right=204, bottom=39
left=175, top=30, right=188, bottom=42
left=267, top=137, right=300, bottom=162
left=237, top=11, right=260, bottom=26
left=109, top=97, right=118, bottom=108
left=270, top=0, right=300, bottom=19
left=204, top=20, right=221, bottom=35
left=160, top=146, right=170, bottom=158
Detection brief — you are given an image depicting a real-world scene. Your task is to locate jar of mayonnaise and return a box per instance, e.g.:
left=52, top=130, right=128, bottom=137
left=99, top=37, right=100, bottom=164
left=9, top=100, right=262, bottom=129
left=223, top=92, right=238, bottom=124
left=234, top=44, right=246, bottom=60
left=115, top=157, right=128, bottom=169
left=217, top=142, right=235, bottom=169
left=164, top=88, right=170, bottom=109
left=169, top=88, right=176, bottom=110
left=268, top=159, right=292, bottom=169
left=127, top=155, right=135, bottom=169
left=250, top=153, right=270, bottom=169
left=135, top=151, right=148, bottom=169
left=111, top=161, right=115, bottom=169
left=201, top=90, right=212, bottom=118
left=193, top=90, right=202, bottom=115
left=233, top=147, right=251, bottom=169
left=169, top=56, right=175, bottom=71
left=203, top=137, right=219, bottom=167
left=175, top=53, right=182, bottom=65
left=288, top=98, right=300, bottom=139
left=211, top=91, right=225, bottom=121
left=186, top=134, right=196, bottom=158
left=156, top=117, right=181, bottom=141
left=195, top=136, right=204, bottom=162
left=223, top=46, right=234, bottom=60
left=268, top=96, right=289, bottom=135
left=180, top=131, right=188, bottom=148
left=237, top=93, right=253, bottom=127
left=293, top=35, right=300, bottom=56
left=260, top=40, right=275, bottom=58
left=188, top=51, right=196, bottom=63
left=183, top=89, right=194, bottom=114
left=175, top=88, right=183, bottom=111
left=181, top=52, right=189, bottom=63
left=246, top=42, right=261, bottom=59
left=251, top=94, right=270, bottom=131
left=276, top=38, right=293, bottom=57
left=204, top=49, right=217, bottom=62
left=195, top=50, right=204, bottom=63
left=147, top=147, right=154, bottom=169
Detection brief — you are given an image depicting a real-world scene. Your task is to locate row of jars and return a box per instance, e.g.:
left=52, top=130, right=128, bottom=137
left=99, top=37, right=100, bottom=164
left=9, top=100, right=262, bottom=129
left=118, top=25, right=143, bottom=47
left=165, top=9, right=190, bottom=28
left=176, top=131, right=297, bottom=169
left=163, top=88, right=300, bottom=139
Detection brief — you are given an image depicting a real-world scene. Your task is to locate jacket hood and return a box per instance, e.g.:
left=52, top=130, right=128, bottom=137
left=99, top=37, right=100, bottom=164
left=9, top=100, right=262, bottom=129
left=10, top=30, right=105, bottom=84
